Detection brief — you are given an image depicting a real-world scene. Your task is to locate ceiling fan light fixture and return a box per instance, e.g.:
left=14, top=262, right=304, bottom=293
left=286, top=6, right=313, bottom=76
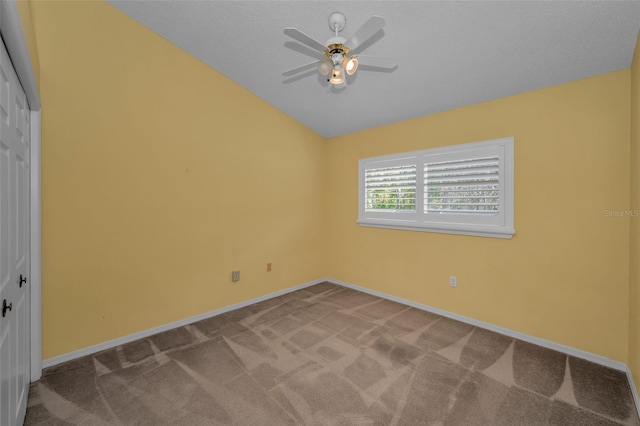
left=343, top=56, right=358, bottom=75
left=329, top=67, right=345, bottom=85
left=318, top=59, right=332, bottom=76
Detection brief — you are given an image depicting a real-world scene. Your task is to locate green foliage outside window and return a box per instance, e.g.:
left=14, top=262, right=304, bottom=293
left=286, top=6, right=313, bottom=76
left=366, top=188, right=416, bottom=210
left=426, top=186, right=499, bottom=212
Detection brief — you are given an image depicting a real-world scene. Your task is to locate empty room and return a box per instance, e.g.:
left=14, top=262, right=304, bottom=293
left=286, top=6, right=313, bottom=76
left=2, top=0, right=640, bottom=425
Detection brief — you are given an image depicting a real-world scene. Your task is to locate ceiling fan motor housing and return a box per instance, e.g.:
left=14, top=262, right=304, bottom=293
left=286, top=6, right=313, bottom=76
left=325, top=43, right=351, bottom=62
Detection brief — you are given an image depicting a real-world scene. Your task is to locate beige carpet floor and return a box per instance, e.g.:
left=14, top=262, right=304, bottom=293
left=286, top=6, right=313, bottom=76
left=25, top=282, right=640, bottom=425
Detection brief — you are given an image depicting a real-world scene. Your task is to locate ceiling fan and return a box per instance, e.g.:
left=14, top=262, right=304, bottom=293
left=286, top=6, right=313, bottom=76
left=282, top=12, right=397, bottom=88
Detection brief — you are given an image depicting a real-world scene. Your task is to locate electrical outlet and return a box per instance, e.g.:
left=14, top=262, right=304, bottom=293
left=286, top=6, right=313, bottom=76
left=450, top=276, right=457, bottom=288
left=232, top=270, right=240, bottom=282
left=267, top=263, right=272, bottom=272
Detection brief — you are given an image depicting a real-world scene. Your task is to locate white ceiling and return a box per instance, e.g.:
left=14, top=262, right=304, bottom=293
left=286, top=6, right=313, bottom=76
left=108, top=1, right=640, bottom=138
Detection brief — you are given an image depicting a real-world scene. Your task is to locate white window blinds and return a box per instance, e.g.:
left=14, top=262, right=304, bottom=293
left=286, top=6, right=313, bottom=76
left=365, top=164, right=417, bottom=212
left=424, top=156, right=500, bottom=215
left=358, top=137, right=514, bottom=239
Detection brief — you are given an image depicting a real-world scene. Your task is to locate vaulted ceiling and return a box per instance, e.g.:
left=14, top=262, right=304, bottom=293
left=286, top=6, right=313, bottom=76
left=108, top=1, right=640, bottom=138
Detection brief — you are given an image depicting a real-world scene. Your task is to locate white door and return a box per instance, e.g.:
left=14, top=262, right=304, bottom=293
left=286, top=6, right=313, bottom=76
left=0, top=34, right=30, bottom=426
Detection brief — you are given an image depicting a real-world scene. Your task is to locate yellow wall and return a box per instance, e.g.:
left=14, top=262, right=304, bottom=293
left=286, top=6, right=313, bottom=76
left=327, top=70, right=631, bottom=362
left=630, top=31, right=640, bottom=388
left=29, top=1, right=327, bottom=359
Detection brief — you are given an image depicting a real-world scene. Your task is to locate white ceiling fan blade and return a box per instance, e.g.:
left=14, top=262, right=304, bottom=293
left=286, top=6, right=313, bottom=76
left=282, top=61, right=318, bottom=77
left=345, top=16, right=385, bottom=51
left=284, top=28, right=327, bottom=53
left=356, top=55, right=397, bottom=69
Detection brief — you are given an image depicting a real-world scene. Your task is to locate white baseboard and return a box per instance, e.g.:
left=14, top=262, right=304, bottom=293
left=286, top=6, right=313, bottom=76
left=41, top=276, right=640, bottom=419
left=42, top=277, right=329, bottom=369
left=625, top=365, right=640, bottom=421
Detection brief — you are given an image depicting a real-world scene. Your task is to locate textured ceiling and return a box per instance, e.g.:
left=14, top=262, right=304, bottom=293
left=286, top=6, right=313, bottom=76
left=108, top=1, right=640, bottom=138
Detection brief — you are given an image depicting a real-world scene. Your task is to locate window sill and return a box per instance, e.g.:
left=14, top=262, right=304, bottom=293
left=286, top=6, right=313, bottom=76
left=357, top=219, right=515, bottom=239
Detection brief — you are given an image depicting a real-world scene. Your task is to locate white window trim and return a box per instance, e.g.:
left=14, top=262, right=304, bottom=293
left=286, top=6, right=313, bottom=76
left=358, top=137, right=515, bottom=239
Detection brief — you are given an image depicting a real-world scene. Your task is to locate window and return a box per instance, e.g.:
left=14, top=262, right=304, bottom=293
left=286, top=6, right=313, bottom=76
left=358, top=137, right=514, bottom=238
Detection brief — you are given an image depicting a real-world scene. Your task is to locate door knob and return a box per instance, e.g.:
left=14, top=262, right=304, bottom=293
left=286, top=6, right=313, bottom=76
left=2, top=299, right=11, bottom=317
left=19, top=274, right=26, bottom=288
